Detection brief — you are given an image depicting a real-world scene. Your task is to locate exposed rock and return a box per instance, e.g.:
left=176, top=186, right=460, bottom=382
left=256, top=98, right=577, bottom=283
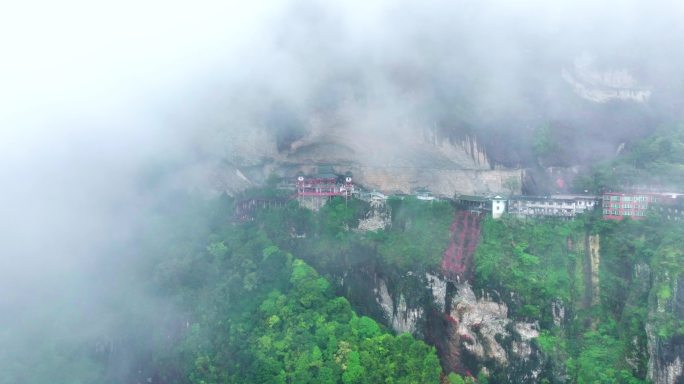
left=647, top=275, right=684, bottom=384
left=347, top=166, right=522, bottom=197
left=562, top=53, right=651, bottom=103
left=357, top=200, right=391, bottom=231
left=551, top=299, right=565, bottom=328
left=584, top=233, right=601, bottom=307
left=187, top=105, right=524, bottom=197
left=297, top=196, right=328, bottom=211
left=426, top=273, right=447, bottom=312
left=448, top=282, right=539, bottom=366
left=646, top=325, right=684, bottom=384
left=374, top=278, right=423, bottom=334
left=624, top=263, right=651, bottom=377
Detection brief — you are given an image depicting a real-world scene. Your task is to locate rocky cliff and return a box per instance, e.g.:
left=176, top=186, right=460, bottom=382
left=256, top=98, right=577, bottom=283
left=177, top=107, right=523, bottom=197
left=366, top=271, right=544, bottom=382
left=647, top=274, right=684, bottom=384
left=562, top=53, right=651, bottom=104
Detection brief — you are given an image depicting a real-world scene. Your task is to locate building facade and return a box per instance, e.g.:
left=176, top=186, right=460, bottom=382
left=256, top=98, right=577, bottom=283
left=508, top=195, right=597, bottom=219
left=296, top=174, right=354, bottom=198
left=492, top=196, right=506, bottom=219
left=455, top=195, right=492, bottom=213
left=602, top=191, right=684, bottom=220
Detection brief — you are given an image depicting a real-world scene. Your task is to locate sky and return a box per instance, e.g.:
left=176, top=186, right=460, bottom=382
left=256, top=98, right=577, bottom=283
left=0, top=0, right=279, bottom=275
left=0, top=2, right=283, bottom=380
left=1, top=0, right=683, bottom=381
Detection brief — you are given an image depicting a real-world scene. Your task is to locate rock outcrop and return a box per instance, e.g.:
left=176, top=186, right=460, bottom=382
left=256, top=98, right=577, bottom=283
left=181, top=105, right=524, bottom=197
left=562, top=53, right=651, bottom=103
left=443, top=282, right=541, bottom=379
left=374, top=278, right=423, bottom=334
left=372, top=270, right=544, bottom=381
left=647, top=275, right=684, bottom=384
left=357, top=199, right=391, bottom=231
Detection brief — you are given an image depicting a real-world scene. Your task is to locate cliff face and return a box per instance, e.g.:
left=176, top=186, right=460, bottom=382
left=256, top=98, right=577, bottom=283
left=357, top=199, right=391, bottom=231
left=284, top=126, right=521, bottom=196
left=647, top=275, right=684, bottom=384
left=346, top=166, right=522, bottom=197
left=366, top=271, right=544, bottom=382
left=301, top=188, right=684, bottom=383
left=562, top=53, right=651, bottom=103
left=443, top=282, right=542, bottom=380
left=178, top=111, right=523, bottom=197
left=354, top=208, right=543, bottom=381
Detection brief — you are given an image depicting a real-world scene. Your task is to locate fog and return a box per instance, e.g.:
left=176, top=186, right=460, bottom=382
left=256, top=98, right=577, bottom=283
left=1, top=0, right=683, bottom=382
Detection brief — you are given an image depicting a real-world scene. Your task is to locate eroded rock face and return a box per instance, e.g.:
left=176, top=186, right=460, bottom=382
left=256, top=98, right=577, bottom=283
left=181, top=104, right=524, bottom=197
left=646, top=326, right=684, bottom=384
left=371, top=272, right=545, bottom=381
left=357, top=199, right=391, bottom=231
left=562, top=53, right=651, bottom=103
left=647, top=276, right=684, bottom=384
left=374, top=278, right=423, bottom=334
left=551, top=299, right=565, bottom=328
left=426, top=273, right=447, bottom=312
left=448, top=282, right=539, bottom=367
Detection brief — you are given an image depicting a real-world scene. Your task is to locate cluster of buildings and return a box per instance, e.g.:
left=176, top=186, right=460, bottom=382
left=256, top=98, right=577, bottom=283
left=456, top=194, right=594, bottom=220
left=295, top=172, right=354, bottom=198
left=601, top=191, right=684, bottom=221
left=290, top=169, right=683, bottom=221
left=457, top=191, right=683, bottom=221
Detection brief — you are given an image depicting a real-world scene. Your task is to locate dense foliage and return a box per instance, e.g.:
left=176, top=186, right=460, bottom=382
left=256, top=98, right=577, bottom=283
left=474, top=211, right=684, bottom=384
left=474, top=216, right=583, bottom=321
left=576, top=123, right=684, bottom=192
left=146, top=193, right=443, bottom=383
left=255, top=195, right=453, bottom=275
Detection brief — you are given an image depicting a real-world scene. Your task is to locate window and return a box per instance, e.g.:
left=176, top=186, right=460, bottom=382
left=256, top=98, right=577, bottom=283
left=611, top=196, right=620, bottom=201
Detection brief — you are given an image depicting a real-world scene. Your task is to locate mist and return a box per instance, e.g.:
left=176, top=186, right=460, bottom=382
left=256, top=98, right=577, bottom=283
left=1, top=0, right=683, bottom=382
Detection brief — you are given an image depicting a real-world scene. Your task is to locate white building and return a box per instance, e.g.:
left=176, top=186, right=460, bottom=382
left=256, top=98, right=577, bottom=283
left=508, top=195, right=597, bottom=219
left=492, top=196, right=506, bottom=219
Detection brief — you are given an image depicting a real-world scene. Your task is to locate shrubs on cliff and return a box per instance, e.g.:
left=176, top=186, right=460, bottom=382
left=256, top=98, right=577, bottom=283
left=188, top=257, right=441, bottom=383
left=145, top=194, right=443, bottom=383
left=176, top=251, right=442, bottom=383
left=576, top=122, right=684, bottom=192
left=256, top=195, right=453, bottom=273
left=475, top=211, right=684, bottom=383
left=378, top=198, right=453, bottom=270
left=474, top=217, right=581, bottom=322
